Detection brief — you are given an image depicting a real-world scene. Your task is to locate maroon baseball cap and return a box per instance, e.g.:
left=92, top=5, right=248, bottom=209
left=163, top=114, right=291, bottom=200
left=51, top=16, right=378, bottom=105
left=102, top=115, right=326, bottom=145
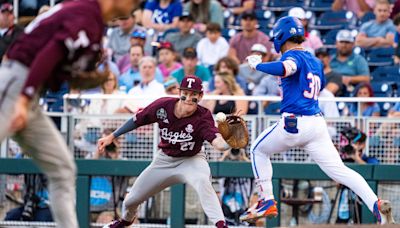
left=179, top=75, right=203, bottom=93
left=158, top=41, right=175, bottom=51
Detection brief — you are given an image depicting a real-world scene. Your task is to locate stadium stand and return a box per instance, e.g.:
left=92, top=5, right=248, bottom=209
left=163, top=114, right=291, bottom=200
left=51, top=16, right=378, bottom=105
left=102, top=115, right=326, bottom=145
left=365, top=47, right=395, bottom=67
left=311, top=10, right=357, bottom=30
left=304, top=0, right=334, bottom=12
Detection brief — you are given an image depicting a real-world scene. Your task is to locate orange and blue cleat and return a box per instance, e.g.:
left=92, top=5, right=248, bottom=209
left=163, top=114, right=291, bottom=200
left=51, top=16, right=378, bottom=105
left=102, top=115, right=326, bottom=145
left=239, top=199, right=278, bottom=222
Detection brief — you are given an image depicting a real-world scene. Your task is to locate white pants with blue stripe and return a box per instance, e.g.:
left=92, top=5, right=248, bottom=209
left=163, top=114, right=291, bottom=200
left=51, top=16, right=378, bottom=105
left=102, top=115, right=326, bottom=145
left=251, top=114, right=378, bottom=212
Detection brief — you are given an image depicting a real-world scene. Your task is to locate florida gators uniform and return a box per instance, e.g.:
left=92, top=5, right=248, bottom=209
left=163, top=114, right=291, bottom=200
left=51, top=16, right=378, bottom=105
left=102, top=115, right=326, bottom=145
left=241, top=16, right=394, bottom=224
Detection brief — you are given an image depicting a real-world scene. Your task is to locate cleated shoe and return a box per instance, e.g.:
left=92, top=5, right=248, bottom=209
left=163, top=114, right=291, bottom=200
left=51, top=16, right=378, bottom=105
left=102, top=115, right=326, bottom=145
left=373, top=199, right=395, bottom=224
left=240, top=199, right=278, bottom=222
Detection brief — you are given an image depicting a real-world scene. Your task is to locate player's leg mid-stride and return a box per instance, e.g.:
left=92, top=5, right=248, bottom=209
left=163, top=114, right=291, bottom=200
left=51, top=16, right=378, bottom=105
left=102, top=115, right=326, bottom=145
left=242, top=15, right=396, bottom=225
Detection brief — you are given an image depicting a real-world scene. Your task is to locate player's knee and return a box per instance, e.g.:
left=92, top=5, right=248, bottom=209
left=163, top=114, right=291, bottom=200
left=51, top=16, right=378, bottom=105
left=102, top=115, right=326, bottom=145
left=122, top=197, right=140, bottom=212
left=190, top=174, right=211, bottom=189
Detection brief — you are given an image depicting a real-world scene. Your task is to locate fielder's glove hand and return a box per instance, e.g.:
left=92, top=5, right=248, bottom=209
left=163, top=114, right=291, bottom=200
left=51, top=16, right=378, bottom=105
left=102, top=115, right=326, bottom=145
left=246, top=55, right=262, bottom=70
left=217, top=115, right=249, bottom=149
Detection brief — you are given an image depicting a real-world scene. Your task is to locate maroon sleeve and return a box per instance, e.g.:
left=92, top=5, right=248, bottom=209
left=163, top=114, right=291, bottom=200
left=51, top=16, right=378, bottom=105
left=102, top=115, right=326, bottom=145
left=199, top=109, right=219, bottom=143
left=21, top=40, right=65, bottom=98
left=133, top=99, right=162, bottom=127
left=21, top=16, right=99, bottom=99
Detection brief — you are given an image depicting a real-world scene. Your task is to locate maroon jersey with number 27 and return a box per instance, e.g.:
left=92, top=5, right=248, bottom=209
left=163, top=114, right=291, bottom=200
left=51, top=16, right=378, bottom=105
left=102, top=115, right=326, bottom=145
left=134, top=97, right=219, bottom=157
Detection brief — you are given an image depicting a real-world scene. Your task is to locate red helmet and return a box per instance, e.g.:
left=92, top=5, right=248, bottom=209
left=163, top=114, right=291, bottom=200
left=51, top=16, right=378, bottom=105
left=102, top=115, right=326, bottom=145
left=179, top=75, right=203, bottom=93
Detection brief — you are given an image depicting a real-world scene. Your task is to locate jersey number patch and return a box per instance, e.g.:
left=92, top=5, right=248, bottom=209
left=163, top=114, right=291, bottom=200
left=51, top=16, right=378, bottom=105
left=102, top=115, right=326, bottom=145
left=180, top=142, right=195, bottom=151
left=303, top=73, right=321, bottom=100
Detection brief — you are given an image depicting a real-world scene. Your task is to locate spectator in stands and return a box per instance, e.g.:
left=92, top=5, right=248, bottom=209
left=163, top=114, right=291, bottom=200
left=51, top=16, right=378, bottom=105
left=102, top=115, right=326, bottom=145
left=252, top=75, right=280, bottom=99
left=203, top=72, right=248, bottom=114
left=238, top=43, right=271, bottom=94
left=336, top=126, right=378, bottom=224
left=196, top=23, right=229, bottom=67
left=347, top=83, right=380, bottom=117
left=107, top=12, right=142, bottom=62
left=319, top=89, right=341, bottom=118
left=164, top=12, right=202, bottom=57
left=331, top=30, right=370, bottom=95
left=315, top=47, right=345, bottom=97
left=117, top=29, right=147, bottom=74
left=142, top=0, right=182, bottom=32
left=184, top=0, right=224, bottom=33
left=121, top=56, right=166, bottom=113
left=288, top=7, right=323, bottom=54
left=86, top=72, right=123, bottom=115
left=171, top=47, right=211, bottom=86
left=251, top=65, right=280, bottom=114
left=228, top=11, right=272, bottom=64
left=217, top=0, right=255, bottom=16
left=332, top=0, right=375, bottom=18
left=163, top=76, right=180, bottom=95
left=157, top=41, right=182, bottom=79
left=355, top=0, right=396, bottom=48
left=119, top=45, right=163, bottom=93
left=392, top=13, right=400, bottom=63
left=85, top=129, right=129, bottom=224
left=340, top=127, right=379, bottom=164
left=129, top=29, right=147, bottom=47
left=212, top=56, right=247, bottom=93
left=0, top=3, right=23, bottom=63
left=388, top=102, right=400, bottom=117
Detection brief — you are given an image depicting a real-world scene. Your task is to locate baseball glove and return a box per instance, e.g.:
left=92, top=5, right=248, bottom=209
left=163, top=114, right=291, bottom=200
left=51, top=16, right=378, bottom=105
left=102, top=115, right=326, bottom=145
left=217, top=115, right=249, bottom=149
left=68, top=63, right=110, bottom=90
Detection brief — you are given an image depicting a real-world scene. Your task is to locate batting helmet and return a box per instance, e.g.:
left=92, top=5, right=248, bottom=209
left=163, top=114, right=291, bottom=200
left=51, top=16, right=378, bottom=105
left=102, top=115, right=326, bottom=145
left=270, top=16, right=304, bottom=53
left=179, top=75, right=203, bottom=93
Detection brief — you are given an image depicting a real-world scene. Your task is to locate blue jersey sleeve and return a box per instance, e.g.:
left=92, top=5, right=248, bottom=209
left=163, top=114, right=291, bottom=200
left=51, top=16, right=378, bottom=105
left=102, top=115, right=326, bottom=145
left=144, top=0, right=157, bottom=11
left=255, top=51, right=301, bottom=77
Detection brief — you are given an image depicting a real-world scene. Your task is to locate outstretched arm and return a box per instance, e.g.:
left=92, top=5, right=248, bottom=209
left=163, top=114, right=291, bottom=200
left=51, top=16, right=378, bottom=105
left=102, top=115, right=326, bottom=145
left=211, top=134, right=231, bottom=152
left=97, top=118, right=136, bottom=152
left=247, top=55, right=298, bottom=77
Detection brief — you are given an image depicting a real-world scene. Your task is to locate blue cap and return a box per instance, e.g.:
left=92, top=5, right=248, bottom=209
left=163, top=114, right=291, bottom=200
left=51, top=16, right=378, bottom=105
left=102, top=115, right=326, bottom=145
left=131, top=29, right=146, bottom=39
left=270, top=16, right=304, bottom=53
left=164, top=77, right=179, bottom=89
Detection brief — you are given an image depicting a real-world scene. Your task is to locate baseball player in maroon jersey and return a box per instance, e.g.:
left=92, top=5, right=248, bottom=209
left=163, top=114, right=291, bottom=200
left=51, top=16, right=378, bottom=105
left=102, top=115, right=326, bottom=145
left=0, top=0, right=138, bottom=227
left=98, top=75, right=231, bottom=228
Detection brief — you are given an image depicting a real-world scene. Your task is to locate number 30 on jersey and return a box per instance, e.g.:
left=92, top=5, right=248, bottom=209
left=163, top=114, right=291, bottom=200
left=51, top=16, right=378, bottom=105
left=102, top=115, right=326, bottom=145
left=303, top=73, right=321, bottom=100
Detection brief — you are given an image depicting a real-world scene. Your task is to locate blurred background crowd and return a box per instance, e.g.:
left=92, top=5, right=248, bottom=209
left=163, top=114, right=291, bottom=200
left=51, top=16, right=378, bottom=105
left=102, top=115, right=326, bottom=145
left=0, top=0, right=398, bottom=118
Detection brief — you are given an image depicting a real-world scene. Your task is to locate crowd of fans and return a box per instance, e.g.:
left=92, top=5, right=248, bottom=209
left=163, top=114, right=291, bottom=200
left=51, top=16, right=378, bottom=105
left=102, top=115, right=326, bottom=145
left=28, top=0, right=400, bottom=118
left=0, top=0, right=399, bottom=117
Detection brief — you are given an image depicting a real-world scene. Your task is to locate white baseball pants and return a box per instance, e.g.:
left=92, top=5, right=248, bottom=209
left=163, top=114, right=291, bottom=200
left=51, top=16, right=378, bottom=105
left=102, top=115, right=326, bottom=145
left=251, top=114, right=378, bottom=212
left=121, top=151, right=225, bottom=224
left=0, top=60, right=78, bottom=228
